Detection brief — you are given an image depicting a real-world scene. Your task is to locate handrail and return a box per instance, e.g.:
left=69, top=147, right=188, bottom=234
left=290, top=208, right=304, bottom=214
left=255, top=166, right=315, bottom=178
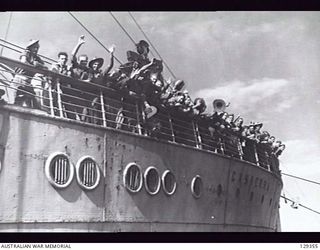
left=0, top=55, right=281, bottom=176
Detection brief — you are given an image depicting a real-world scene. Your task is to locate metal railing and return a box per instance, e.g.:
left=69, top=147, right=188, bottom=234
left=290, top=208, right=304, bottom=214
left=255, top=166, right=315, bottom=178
left=0, top=53, right=280, bottom=176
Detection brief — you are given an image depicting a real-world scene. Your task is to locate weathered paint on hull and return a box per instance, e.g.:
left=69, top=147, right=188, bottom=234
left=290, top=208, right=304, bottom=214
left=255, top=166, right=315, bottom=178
left=0, top=105, right=282, bottom=232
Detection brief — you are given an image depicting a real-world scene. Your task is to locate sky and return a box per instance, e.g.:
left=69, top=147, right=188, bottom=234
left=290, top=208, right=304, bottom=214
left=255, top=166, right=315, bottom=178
left=0, top=11, right=319, bottom=231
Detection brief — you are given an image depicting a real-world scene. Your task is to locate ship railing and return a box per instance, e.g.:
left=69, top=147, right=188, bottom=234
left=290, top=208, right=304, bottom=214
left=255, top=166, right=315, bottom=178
left=0, top=38, right=57, bottom=66
left=0, top=54, right=279, bottom=175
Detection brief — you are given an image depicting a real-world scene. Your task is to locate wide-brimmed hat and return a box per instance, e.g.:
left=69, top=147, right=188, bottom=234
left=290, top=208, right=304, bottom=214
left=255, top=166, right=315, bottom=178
left=26, top=39, right=39, bottom=49
left=88, top=57, right=104, bottom=69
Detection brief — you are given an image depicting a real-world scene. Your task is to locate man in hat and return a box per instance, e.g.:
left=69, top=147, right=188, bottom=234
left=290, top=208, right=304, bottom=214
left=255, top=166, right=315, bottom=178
left=135, top=40, right=151, bottom=66
left=12, top=39, right=47, bottom=108
left=87, top=45, right=115, bottom=84
left=81, top=47, right=116, bottom=124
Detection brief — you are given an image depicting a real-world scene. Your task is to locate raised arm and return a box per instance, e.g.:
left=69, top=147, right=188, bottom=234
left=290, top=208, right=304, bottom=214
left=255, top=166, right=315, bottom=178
left=71, top=35, right=85, bottom=61
left=103, top=45, right=115, bottom=75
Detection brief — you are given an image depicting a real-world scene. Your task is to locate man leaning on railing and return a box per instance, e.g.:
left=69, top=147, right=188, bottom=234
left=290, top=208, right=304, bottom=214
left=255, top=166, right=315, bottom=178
left=11, top=39, right=47, bottom=108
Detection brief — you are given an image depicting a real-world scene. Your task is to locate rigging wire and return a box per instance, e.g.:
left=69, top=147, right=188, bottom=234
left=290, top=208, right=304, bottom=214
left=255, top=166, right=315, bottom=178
left=280, top=195, right=320, bottom=215
left=109, top=12, right=158, bottom=60
left=128, top=12, right=177, bottom=79
left=68, top=12, right=123, bottom=65
left=109, top=12, right=137, bottom=46
left=0, top=12, right=13, bottom=56
left=282, top=172, right=320, bottom=186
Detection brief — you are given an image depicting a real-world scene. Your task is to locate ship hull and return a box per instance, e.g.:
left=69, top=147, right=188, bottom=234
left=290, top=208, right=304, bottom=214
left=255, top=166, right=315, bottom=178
left=0, top=105, right=282, bottom=232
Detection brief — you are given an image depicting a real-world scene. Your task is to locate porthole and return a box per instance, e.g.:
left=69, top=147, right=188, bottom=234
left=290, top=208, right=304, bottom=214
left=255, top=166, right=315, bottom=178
left=45, top=152, right=74, bottom=189
left=191, top=175, right=203, bottom=199
left=144, top=166, right=161, bottom=195
left=123, top=163, right=143, bottom=193
left=162, top=170, right=177, bottom=195
left=76, top=156, right=101, bottom=190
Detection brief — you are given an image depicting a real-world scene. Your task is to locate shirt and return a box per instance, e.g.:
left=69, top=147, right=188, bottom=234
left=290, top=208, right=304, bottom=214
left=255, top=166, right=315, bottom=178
left=15, top=50, right=45, bottom=78
left=50, top=63, right=71, bottom=76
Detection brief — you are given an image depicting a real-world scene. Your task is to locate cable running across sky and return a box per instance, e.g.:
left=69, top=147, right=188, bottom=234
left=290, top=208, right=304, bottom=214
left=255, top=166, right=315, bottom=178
left=128, top=12, right=177, bottom=79
left=68, top=12, right=123, bottom=65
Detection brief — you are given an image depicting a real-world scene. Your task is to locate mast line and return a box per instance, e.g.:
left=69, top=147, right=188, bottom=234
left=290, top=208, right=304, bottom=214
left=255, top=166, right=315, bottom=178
left=0, top=12, right=13, bottom=56
left=68, top=12, right=123, bottom=65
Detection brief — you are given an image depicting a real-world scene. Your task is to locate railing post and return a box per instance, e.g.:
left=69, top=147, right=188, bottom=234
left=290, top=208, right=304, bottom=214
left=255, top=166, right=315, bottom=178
left=192, top=121, right=202, bottom=149
left=266, top=151, right=271, bottom=171
left=48, top=83, right=54, bottom=117
left=168, top=113, right=175, bottom=142
left=220, top=137, right=225, bottom=154
left=56, top=81, right=64, bottom=118
left=253, top=143, right=260, bottom=166
left=100, top=91, right=107, bottom=127
left=135, top=101, right=142, bottom=135
left=238, top=138, right=243, bottom=160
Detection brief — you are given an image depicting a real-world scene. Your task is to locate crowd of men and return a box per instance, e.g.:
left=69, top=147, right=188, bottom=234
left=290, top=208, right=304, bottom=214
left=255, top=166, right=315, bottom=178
left=4, top=35, right=285, bottom=161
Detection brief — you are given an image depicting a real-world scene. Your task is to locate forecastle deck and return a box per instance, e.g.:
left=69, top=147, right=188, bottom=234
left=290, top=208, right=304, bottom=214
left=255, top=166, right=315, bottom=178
left=0, top=104, right=282, bottom=232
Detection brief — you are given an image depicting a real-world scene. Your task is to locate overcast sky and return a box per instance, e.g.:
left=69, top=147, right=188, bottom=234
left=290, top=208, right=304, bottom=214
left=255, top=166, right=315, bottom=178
left=1, top=11, right=319, bottom=231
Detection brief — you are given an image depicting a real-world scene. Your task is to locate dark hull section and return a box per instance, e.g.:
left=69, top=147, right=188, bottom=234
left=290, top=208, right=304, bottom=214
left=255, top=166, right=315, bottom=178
left=0, top=105, right=282, bottom=232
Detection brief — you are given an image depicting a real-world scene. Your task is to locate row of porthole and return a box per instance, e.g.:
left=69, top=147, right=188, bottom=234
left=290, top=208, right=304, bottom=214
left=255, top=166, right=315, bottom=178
left=44, top=153, right=203, bottom=198
left=45, top=152, right=101, bottom=190
left=123, top=163, right=203, bottom=198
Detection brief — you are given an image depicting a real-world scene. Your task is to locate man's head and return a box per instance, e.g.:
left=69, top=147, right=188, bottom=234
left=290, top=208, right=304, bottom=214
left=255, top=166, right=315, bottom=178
left=249, top=125, right=255, bottom=132
left=236, top=118, right=244, bottom=126
left=58, top=52, right=68, bottom=66
left=78, top=54, right=88, bottom=67
left=26, top=39, right=40, bottom=54
left=89, top=57, right=104, bottom=71
left=269, top=136, right=275, bottom=143
left=136, top=40, right=150, bottom=55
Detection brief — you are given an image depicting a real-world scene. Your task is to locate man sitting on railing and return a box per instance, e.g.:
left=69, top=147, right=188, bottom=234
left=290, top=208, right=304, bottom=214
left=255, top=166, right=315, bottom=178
left=12, top=39, right=47, bottom=108
left=135, top=40, right=151, bottom=66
